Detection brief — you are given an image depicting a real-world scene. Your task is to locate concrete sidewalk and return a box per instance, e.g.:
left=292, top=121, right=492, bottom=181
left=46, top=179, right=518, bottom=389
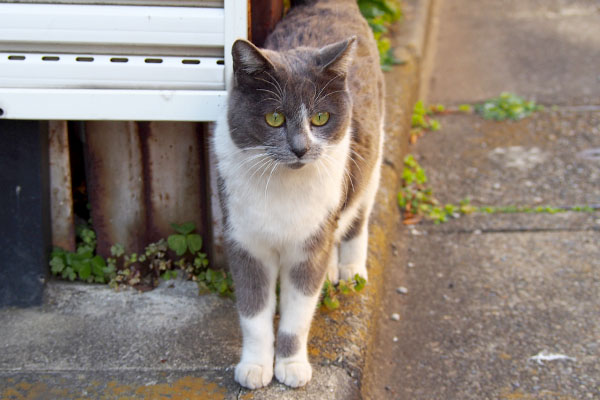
left=364, top=1, right=600, bottom=399
left=0, top=1, right=431, bottom=399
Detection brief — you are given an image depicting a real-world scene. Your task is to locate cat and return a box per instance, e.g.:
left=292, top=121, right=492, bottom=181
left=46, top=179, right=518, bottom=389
left=213, top=0, right=384, bottom=389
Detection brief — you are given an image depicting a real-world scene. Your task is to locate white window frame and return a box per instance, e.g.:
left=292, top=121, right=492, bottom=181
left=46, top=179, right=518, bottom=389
left=0, top=0, right=246, bottom=121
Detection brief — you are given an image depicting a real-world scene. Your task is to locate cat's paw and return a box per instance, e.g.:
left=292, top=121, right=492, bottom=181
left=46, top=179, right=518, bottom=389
left=339, top=263, right=368, bottom=282
left=275, top=359, right=313, bottom=388
left=235, top=362, right=273, bottom=389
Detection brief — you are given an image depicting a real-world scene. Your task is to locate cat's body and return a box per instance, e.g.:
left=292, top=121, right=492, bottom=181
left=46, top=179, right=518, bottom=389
left=213, top=0, right=384, bottom=389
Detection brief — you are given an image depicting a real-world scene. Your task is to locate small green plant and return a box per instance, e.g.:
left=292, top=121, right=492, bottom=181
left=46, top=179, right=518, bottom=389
left=168, top=222, right=203, bottom=256
left=474, top=92, right=543, bottom=121
left=358, top=0, right=403, bottom=70
left=478, top=205, right=595, bottom=214
left=320, top=274, right=367, bottom=311
left=398, top=155, right=597, bottom=225
left=398, top=155, right=477, bottom=224
left=410, top=101, right=447, bottom=143
left=166, top=222, right=234, bottom=298
left=398, top=155, right=438, bottom=222
left=50, top=224, right=115, bottom=283
left=197, top=268, right=234, bottom=298
left=49, top=219, right=234, bottom=298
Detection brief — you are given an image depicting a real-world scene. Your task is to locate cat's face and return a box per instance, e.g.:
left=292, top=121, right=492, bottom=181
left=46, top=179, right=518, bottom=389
left=228, top=38, right=356, bottom=169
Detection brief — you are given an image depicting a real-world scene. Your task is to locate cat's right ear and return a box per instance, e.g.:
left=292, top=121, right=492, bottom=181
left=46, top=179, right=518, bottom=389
left=232, top=39, right=274, bottom=76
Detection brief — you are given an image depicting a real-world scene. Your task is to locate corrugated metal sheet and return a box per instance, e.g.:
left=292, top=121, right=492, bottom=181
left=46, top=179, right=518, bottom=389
left=48, top=121, right=75, bottom=251
left=85, top=121, right=147, bottom=257
left=80, top=121, right=210, bottom=260
left=140, top=121, right=208, bottom=244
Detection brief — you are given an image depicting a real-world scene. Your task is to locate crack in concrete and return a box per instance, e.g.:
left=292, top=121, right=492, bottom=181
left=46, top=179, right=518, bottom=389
left=424, top=226, right=600, bottom=235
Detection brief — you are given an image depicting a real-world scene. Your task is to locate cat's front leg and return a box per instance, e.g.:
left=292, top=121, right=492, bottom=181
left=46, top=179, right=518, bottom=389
left=339, top=207, right=369, bottom=281
left=227, top=241, right=278, bottom=389
left=275, top=244, right=334, bottom=387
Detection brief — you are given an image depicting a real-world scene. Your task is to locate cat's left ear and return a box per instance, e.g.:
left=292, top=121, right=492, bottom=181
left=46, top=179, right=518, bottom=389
left=317, top=36, right=357, bottom=76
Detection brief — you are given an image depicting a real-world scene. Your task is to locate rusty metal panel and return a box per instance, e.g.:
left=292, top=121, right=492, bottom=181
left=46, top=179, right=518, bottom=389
left=140, top=121, right=208, bottom=245
left=85, top=121, right=146, bottom=257
left=48, top=121, right=75, bottom=251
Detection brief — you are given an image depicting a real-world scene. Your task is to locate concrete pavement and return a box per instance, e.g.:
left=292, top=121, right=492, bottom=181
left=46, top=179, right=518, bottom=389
left=364, top=0, right=600, bottom=399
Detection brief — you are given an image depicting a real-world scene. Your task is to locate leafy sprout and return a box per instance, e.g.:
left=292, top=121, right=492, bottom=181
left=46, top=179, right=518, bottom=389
left=474, top=92, right=543, bottom=121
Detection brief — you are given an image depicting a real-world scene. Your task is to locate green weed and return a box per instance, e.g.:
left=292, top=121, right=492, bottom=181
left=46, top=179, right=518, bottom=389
left=358, top=0, right=403, bottom=70
left=320, top=274, right=367, bottom=311
left=409, top=101, right=450, bottom=143
left=50, top=224, right=115, bottom=283
left=398, top=155, right=597, bottom=224
left=474, top=92, right=543, bottom=121
left=50, top=221, right=234, bottom=298
left=397, top=154, right=463, bottom=224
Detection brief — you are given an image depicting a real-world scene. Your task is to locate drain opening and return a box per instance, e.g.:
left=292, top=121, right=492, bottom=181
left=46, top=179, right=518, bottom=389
left=76, top=57, right=94, bottom=62
left=145, top=58, right=163, bottom=64
left=216, top=59, right=224, bottom=65
left=182, top=59, right=200, bottom=65
left=42, top=56, right=60, bottom=61
left=8, top=55, right=25, bottom=61
left=110, top=57, right=128, bottom=63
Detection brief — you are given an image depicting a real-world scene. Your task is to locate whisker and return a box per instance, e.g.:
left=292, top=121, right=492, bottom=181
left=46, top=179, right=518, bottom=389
left=350, top=148, right=366, bottom=162
left=347, top=154, right=363, bottom=175
left=319, top=154, right=334, bottom=182
left=314, top=74, right=342, bottom=104
left=345, top=168, right=355, bottom=193
left=264, top=162, right=279, bottom=200
left=256, top=88, right=282, bottom=101
left=259, top=97, right=281, bottom=104
left=264, top=71, right=284, bottom=98
left=315, top=159, right=324, bottom=185
left=230, top=153, right=268, bottom=175
left=247, top=157, right=271, bottom=181
left=259, top=159, right=275, bottom=180
left=226, top=145, right=273, bottom=156
left=256, top=77, right=282, bottom=98
left=315, top=89, right=346, bottom=105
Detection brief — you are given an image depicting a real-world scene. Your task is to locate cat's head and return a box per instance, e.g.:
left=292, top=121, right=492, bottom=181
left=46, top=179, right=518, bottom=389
left=228, top=37, right=356, bottom=169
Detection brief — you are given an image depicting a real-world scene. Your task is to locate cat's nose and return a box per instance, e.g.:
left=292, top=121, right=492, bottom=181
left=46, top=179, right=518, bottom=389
left=289, top=133, right=310, bottom=159
left=292, top=145, right=308, bottom=158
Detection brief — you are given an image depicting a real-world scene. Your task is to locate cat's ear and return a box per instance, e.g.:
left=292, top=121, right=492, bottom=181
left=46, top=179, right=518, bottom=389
left=317, top=36, right=357, bottom=76
left=232, top=39, right=274, bottom=75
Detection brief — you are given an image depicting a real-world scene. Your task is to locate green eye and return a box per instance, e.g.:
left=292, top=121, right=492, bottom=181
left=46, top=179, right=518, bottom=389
left=265, top=112, right=285, bottom=127
left=311, top=112, right=330, bottom=126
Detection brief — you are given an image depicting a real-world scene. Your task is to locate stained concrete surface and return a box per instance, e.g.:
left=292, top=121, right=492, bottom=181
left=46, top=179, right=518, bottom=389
left=364, top=0, right=600, bottom=399
left=427, top=0, right=600, bottom=106
left=0, top=280, right=360, bottom=400
left=417, top=111, right=600, bottom=208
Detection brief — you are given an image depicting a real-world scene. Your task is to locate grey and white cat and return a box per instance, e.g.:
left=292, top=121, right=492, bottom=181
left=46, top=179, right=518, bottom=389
left=213, top=0, right=384, bottom=389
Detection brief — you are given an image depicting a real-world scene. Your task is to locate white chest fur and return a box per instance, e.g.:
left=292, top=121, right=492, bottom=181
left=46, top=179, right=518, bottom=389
left=213, top=119, right=350, bottom=249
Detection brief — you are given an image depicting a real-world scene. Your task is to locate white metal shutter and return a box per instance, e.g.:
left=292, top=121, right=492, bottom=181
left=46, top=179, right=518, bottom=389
left=0, top=0, right=246, bottom=120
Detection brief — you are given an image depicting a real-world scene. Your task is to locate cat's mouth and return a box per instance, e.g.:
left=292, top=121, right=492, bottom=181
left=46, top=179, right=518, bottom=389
left=287, top=162, right=305, bottom=169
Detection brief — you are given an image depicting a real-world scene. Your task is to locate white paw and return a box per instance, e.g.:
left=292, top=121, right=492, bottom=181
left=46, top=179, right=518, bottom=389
left=274, top=360, right=312, bottom=388
left=339, top=263, right=368, bottom=282
left=235, top=362, right=273, bottom=389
